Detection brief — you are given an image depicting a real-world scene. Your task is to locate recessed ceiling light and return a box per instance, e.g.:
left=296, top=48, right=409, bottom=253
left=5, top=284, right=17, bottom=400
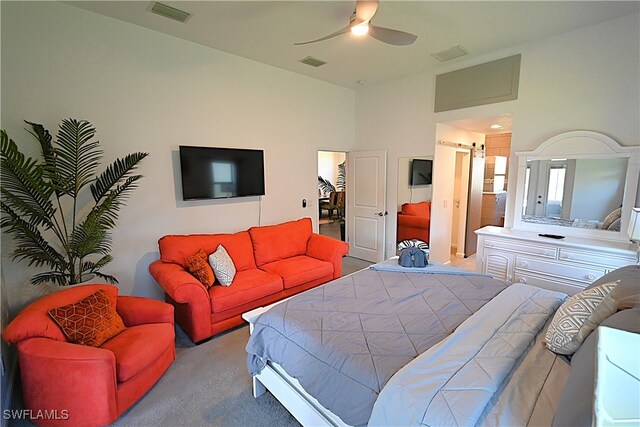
left=490, top=124, right=503, bottom=129
left=356, top=80, right=368, bottom=85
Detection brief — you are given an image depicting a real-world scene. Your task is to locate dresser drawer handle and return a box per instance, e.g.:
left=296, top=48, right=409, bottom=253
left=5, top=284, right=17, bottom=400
left=518, top=277, right=527, bottom=284
left=565, top=254, right=573, bottom=260
left=519, top=261, right=528, bottom=268
left=586, top=274, right=596, bottom=281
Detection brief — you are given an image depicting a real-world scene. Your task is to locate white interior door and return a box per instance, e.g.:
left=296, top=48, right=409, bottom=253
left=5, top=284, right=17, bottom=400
left=346, top=150, right=387, bottom=262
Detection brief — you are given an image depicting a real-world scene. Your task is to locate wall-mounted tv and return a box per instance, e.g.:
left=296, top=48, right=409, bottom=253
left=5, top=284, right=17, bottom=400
left=410, top=159, right=433, bottom=186
left=179, top=146, right=265, bottom=200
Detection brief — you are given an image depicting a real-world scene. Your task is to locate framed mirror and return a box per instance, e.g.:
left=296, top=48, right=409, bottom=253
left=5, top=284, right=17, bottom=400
left=513, top=131, right=640, bottom=241
left=396, top=156, right=433, bottom=249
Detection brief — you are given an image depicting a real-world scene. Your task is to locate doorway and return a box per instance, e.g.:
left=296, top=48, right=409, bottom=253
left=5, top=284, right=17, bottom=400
left=317, top=151, right=346, bottom=241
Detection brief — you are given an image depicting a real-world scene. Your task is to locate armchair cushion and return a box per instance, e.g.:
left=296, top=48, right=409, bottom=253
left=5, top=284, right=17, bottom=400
left=249, top=218, right=312, bottom=266
left=209, top=269, right=283, bottom=313
left=48, top=289, right=126, bottom=347
left=260, top=256, right=334, bottom=289
left=100, top=323, right=174, bottom=382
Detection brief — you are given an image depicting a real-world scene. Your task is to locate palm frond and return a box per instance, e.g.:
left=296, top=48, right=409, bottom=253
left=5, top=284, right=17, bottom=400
left=1, top=203, right=65, bottom=268
left=318, top=176, right=336, bottom=194
left=54, top=119, right=102, bottom=197
left=89, top=175, right=142, bottom=228
left=1, top=131, right=56, bottom=226
left=91, top=152, right=149, bottom=202
left=31, top=271, right=71, bottom=287
left=336, top=161, right=346, bottom=191
left=24, top=121, right=59, bottom=192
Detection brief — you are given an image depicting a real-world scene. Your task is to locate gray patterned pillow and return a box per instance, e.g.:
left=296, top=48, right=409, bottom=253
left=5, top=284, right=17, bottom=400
left=545, top=282, right=618, bottom=355
left=208, top=245, right=236, bottom=286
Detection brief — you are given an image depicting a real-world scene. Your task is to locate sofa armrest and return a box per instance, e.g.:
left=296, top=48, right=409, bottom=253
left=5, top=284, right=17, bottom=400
left=306, top=233, right=349, bottom=279
left=17, top=338, right=118, bottom=422
left=397, top=214, right=429, bottom=228
left=116, top=296, right=174, bottom=327
left=149, top=260, right=210, bottom=303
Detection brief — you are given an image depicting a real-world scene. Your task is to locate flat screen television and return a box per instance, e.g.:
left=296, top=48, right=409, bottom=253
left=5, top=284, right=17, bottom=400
left=410, top=159, right=433, bottom=186
left=179, top=146, right=265, bottom=200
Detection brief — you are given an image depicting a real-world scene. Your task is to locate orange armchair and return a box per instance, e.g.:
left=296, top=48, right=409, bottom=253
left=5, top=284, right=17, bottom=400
left=2, top=284, right=175, bottom=427
left=397, top=201, right=431, bottom=244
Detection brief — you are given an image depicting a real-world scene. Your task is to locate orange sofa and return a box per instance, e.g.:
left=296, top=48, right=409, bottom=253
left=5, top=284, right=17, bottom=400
left=2, top=284, right=175, bottom=427
left=149, top=217, right=349, bottom=343
left=397, top=201, right=431, bottom=244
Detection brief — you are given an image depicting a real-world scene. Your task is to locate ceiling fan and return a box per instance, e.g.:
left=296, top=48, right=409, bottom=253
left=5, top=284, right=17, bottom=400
left=294, top=0, right=417, bottom=46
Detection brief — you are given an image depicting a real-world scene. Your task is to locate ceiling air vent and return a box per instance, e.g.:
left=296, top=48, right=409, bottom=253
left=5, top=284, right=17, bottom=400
left=432, top=45, right=468, bottom=62
left=299, top=56, right=327, bottom=68
left=150, top=2, right=191, bottom=23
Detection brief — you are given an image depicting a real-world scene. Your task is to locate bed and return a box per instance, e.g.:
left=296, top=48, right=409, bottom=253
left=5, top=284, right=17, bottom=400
left=244, top=262, right=640, bottom=426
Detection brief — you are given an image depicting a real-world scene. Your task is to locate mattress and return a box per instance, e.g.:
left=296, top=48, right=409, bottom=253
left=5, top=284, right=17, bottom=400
left=246, top=264, right=506, bottom=426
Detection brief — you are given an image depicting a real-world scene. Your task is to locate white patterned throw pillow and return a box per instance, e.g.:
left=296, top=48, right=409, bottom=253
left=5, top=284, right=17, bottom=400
left=545, top=281, right=618, bottom=355
left=208, top=245, right=236, bottom=286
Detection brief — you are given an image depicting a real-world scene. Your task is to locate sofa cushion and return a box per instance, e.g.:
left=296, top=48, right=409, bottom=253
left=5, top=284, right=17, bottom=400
left=209, top=245, right=236, bottom=286
left=209, top=269, right=283, bottom=313
left=159, top=231, right=256, bottom=272
left=100, top=323, right=174, bottom=383
left=402, top=201, right=430, bottom=218
left=260, top=255, right=334, bottom=290
left=249, top=218, right=313, bottom=266
left=48, top=290, right=127, bottom=347
left=186, top=248, right=215, bottom=288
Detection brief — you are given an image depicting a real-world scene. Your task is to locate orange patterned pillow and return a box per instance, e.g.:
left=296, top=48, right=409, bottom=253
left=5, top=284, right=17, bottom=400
left=48, top=289, right=126, bottom=347
left=186, top=248, right=215, bottom=288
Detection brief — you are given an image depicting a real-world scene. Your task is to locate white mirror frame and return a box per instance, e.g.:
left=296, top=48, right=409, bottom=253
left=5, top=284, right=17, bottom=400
left=513, top=131, right=640, bottom=241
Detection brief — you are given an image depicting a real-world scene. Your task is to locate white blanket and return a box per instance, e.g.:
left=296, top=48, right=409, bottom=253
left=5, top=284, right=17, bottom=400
left=368, top=284, right=566, bottom=426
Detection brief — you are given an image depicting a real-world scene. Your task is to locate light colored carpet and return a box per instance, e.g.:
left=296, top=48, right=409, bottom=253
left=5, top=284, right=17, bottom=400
left=114, top=325, right=300, bottom=427
left=114, top=256, right=371, bottom=426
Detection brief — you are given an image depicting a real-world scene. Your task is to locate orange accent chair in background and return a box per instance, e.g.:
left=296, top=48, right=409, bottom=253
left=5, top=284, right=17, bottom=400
left=397, top=201, right=431, bottom=244
left=149, top=217, right=349, bottom=343
left=3, top=284, right=175, bottom=427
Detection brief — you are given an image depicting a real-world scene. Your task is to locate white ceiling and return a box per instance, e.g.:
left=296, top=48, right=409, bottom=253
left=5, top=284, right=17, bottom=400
left=68, top=1, right=639, bottom=90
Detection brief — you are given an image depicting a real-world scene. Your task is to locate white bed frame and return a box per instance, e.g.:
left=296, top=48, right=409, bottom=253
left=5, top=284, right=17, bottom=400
left=243, top=304, right=350, bottom=427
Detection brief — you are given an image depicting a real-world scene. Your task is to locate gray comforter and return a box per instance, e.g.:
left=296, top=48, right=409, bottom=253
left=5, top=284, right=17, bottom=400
left=368, top=283, right=566, bottom=426
left=246, top=265, right=506, bottom=426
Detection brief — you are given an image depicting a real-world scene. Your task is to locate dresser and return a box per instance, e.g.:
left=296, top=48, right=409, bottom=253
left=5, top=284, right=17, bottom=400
left=476, top=226, right=636, bottom=295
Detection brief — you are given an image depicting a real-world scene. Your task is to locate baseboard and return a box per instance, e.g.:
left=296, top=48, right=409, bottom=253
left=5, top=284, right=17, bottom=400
left=455, top=252, right=466, bottom=259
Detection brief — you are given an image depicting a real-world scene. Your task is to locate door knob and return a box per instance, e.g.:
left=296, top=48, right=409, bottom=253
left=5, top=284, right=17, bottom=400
left=375, top=211, right=388, bottom=217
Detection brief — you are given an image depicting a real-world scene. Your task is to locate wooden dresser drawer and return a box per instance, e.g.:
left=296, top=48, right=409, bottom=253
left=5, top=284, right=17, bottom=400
left=515, top=255, right=605, bottom=284
left=485, top=239, right=557, bottom=259
left=558, top=248, right=636, bottom=269
left=513, top=271, right=586, bottom=295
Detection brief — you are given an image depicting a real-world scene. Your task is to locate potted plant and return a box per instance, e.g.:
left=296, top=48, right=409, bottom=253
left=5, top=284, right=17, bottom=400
left=1, top=119, right=148, bottom=286
left=317, top=161, right=347, bottom=241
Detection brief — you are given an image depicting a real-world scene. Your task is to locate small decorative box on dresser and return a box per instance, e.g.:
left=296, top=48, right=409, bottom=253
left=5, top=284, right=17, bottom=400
left=476, top=226, right=636, bottom=295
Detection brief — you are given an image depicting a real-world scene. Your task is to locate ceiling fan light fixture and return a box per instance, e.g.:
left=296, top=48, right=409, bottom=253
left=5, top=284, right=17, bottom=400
left=351, top=23, right=369, bottom=36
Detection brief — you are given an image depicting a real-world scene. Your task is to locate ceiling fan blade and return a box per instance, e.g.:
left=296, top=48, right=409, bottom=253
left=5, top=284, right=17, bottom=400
left=294, top=24, right=351, bottom=45
left=355, top=0, right=379, bottom=23
left=369, top=25, right=417, bottom=46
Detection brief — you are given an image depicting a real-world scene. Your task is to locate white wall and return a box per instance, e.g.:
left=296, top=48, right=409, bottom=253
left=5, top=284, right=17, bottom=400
left=355, top=13, right=640, bottom=258
left=0, top=2, right=355, bottom=312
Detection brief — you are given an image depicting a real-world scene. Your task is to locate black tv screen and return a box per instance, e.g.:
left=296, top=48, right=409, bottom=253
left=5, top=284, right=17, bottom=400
left=410, top=159, right=433, bottom=186
left=179, top=146, right=265, bottom=200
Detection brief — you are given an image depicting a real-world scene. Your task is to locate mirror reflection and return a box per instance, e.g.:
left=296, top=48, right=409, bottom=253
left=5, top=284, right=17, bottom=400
left=397, top=157, right=432, bottom=247
left=522, top=157, right=628, bottom=231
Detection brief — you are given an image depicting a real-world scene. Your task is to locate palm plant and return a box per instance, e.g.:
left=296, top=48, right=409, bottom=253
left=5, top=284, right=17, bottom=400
left=1, top=119, right=148, bottom=286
